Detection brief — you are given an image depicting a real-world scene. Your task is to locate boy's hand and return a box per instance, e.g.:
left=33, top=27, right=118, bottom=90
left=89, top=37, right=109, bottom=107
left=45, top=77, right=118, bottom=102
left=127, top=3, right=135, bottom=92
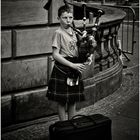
left=76, top=30, right=87, bottom=40
left=72, top=63, right=86, bottom=73
left=84, top=54, right=93, bottom=65
left=82, top=30, right=87, bottom=38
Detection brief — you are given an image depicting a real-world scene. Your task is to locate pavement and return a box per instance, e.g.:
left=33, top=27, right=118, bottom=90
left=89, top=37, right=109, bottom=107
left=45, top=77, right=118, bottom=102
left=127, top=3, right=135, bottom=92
left=2, top=25, right=139, bottom=140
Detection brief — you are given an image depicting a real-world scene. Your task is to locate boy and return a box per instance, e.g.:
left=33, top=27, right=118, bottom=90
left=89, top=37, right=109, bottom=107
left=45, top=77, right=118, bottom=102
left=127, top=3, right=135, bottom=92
left=47, top=5, right=90, bottom=121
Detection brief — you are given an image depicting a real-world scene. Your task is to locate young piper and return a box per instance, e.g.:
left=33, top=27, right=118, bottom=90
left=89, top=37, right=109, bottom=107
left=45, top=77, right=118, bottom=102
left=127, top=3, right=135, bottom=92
left=47, top=5, right=91, bottom=121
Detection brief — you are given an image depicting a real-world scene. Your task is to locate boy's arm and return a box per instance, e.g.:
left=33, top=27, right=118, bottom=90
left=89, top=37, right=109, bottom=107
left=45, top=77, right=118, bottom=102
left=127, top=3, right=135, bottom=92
left=52, top=47, right=86, bottom=73
left=53, top=47, right=74, bottom=68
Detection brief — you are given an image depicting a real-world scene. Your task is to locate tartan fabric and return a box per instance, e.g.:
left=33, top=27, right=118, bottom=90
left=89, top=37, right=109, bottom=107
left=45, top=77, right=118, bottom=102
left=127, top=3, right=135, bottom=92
left=47, top=57, right=85, bottom=104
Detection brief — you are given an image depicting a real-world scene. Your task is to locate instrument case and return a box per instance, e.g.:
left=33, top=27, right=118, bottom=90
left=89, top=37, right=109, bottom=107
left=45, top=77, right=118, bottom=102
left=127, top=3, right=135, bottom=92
left=49, top=114, right=112, bottom=140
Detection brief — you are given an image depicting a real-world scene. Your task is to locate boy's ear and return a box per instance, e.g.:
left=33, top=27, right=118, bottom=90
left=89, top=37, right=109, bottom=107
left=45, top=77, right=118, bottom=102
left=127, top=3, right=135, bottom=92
left=57, top=17, right=60, bottom=20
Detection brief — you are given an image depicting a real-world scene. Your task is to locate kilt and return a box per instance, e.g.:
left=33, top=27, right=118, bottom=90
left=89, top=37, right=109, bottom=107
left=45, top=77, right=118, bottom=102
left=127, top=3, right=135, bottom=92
left=46, top=57, right=85, bottom=104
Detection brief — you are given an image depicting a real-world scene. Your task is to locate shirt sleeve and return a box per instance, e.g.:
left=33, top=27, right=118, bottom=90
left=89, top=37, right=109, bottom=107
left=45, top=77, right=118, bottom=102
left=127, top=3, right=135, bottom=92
left=52, top=31, right=61, bottom=49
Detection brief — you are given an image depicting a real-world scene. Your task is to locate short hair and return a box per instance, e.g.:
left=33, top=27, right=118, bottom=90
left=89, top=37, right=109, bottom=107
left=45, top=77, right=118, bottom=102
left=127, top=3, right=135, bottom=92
left=58, top=5, right=73, bottom=17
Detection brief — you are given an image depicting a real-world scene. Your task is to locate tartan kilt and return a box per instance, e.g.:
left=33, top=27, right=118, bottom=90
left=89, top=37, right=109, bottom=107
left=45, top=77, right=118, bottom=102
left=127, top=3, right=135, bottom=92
left=46, top=58, right=85, bottom=104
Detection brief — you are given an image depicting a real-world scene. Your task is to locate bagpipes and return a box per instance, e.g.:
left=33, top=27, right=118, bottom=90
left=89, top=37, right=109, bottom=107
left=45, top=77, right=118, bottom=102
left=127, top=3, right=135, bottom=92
left=64, top=0, right=104, bottom=63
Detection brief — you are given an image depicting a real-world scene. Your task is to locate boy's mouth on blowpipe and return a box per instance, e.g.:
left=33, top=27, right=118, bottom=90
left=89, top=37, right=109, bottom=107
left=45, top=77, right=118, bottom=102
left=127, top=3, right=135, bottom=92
left=68, top=24, right=83, bottom=36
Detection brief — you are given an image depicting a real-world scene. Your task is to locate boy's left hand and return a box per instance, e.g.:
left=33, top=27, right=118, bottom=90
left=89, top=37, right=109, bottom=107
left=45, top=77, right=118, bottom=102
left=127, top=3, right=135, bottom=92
left=84, top=55, right=93, bottom=65
left=82, top=30, right=87, bottom=38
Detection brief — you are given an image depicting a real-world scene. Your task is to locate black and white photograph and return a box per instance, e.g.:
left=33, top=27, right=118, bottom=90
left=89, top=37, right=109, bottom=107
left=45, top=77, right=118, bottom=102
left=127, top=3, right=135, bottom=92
left=1, top=0, right=139, bottom=139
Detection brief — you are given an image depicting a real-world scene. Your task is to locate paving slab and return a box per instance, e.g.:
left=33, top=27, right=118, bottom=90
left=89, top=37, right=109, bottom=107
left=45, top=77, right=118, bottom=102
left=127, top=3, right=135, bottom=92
left=112, top=115, right=139, bottom=140
left=113, top=94, right=139, bottom=119
left=111, top=94, right=139, bottom=140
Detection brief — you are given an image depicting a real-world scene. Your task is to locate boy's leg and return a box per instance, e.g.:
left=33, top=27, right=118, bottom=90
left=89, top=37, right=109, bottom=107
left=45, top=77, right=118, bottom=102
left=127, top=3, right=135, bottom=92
left=58, top=102, right=66, bottom=121
left=67, top=102, right=76, bottom=120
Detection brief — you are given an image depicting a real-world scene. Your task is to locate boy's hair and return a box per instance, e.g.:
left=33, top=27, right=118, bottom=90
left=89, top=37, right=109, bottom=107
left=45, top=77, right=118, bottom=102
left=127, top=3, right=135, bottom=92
left=58, top=5, right=73, bottom=17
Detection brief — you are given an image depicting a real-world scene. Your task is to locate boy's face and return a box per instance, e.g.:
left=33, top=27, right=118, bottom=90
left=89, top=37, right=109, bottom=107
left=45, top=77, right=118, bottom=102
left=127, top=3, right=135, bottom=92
left=58, top=11, right=73, bottom=29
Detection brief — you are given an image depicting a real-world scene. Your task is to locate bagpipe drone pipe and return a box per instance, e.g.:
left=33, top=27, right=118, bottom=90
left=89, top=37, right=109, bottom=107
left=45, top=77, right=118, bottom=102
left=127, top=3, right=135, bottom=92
left=64, top=0, right=105, bottom=63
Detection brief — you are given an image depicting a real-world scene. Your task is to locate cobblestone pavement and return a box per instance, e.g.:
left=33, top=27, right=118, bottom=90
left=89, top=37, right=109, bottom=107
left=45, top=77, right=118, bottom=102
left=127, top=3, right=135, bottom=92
left=2, top=25, right=139, bottom=140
